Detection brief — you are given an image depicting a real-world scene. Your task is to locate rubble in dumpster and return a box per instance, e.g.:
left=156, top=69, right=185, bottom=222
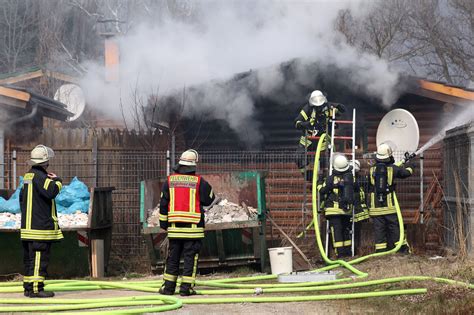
left=0, top=211, right=88, bottom=229
left=147, top=198, right=258, bottom=227
left=205, top=199, right=258, bottom=224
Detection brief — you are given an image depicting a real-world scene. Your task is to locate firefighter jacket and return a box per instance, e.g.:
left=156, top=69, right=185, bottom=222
left=353, top=175, right=369, bottom=222
left=294, top=103, right=339, bottom=148
left=319, top=170, right=354, bottom=216
left=368, top=161, right=413, bottom=216
left=159, top=169, right=215, bottom=239
left=20, top=166, right=63, bottom=241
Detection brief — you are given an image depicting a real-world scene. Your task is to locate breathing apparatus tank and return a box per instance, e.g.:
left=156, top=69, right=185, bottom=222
left=374, top=163, right=389, bottom=203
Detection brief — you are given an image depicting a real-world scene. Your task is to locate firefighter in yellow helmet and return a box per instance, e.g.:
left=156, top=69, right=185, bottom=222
left=294, top=90, right=345, bottom=181
left=368, top=143, right=413, bottom=253
left=319, top=154, right=354, bottom=257
left=20, top=145, right=63, bottom=298
left=159, top=149, right=215, bottom=296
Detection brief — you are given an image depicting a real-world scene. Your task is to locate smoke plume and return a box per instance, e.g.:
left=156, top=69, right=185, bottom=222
left=80, top=0, right=400, bottom=147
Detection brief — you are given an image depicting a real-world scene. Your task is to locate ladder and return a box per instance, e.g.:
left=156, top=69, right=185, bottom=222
left=324, top=107, right=357, bottom=257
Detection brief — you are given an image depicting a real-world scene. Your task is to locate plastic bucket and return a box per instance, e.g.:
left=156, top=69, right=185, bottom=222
left=268, top=247, right=293, bottom=275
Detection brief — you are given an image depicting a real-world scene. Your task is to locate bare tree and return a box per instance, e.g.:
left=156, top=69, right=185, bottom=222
left=337, top=0, right=473, bottom=85
left=0, top=0, right=39, bottom=73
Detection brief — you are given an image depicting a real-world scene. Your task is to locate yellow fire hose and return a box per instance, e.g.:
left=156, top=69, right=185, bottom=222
left=0, top=133, right=471, bottom=313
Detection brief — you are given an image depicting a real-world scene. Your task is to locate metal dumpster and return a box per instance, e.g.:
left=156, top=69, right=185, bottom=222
left=0, top=187, right=114, bottom=278
left=140, top=171, right=268, bottom=272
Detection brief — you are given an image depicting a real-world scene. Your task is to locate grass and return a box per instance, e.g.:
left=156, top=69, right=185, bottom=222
left=348, top=254, right=474, bottom=314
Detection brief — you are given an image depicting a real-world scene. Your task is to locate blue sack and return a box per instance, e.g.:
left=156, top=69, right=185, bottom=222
left=56, top=177, right=90, bottom=214
left=0, top=177, right=23, bottom=214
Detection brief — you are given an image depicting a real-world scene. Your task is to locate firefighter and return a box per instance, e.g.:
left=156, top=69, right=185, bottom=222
left=20, top=145, right=63, bottom=298
left=294, top=90, right=345, bottom=180
left=368, top=143, right=413, bottom=253
left=352, top=160, right=369, bottom=254
left=159, top=149, right=215, bottom=296
left=319, top=154, right=354, bottom=258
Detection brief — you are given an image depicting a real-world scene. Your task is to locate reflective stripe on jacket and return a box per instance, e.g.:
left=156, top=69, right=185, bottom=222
left=159, top=169, right=215, bottom=239
left=168, top=175, right=202, bottom=224
left=20, top=166, right=63, bottom=241
left=320, top=172, right=354, bottom=216
left=368, top=162, right=413, bottom=216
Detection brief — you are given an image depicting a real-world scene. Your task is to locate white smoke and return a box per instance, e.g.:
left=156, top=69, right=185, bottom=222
left=416, top=105, right=474, bottom=154
left=80, top=0, right=400, bottom=147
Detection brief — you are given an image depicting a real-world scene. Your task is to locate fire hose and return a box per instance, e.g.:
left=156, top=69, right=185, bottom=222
left=0, top=133, right=471, bottom=313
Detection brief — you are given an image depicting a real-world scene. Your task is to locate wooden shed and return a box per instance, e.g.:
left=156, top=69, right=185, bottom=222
left=178, top=64, right=474, bottom=254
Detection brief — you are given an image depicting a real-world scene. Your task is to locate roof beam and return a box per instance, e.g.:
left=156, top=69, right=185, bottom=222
left=44, top=70, right=80, bottom=84
left=0, top=70, right=43, bottom=85
left=0, top=86, right=31, bottom=102
left=419, top=79, right=474, bottom=101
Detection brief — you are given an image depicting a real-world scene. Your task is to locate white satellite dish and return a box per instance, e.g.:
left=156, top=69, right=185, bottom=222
left=376, top=109, right=419, bottom=157
left=54, top=84, right=86, bottom=121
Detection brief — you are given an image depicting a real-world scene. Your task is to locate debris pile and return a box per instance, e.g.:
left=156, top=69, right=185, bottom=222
left=0, top=211, right=88, bottom=229
left=147, top=198, right=258, bottom=227
left=205, top=199, right=258, bottom=224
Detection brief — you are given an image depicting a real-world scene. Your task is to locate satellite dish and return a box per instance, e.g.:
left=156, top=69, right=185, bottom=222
left=54, top=84, right=86, bottom=121
left=376, top=109, right=419, bottom=159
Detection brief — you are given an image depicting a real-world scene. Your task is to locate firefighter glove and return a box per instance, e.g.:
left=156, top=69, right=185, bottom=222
left=336, top=103, right=346, bottom=113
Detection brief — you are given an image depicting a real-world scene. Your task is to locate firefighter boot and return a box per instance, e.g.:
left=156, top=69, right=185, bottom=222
left=29, top=291, right=55, bottom=298
left=398, top=244, right=411, bottom=255
left=159, top=281, right=176, bottom=295
left=179, top=287, right=197, bottom=297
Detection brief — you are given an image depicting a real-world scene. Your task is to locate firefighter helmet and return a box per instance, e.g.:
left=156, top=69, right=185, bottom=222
left=178, top=149, right=199, bottom=166
left=29, top=145, right=55, bottom=165
left=376, top=143, right=393, bottom=160
left=333, top=154, right=350, bottom=172
left=309, top=90, right=327, bottom=107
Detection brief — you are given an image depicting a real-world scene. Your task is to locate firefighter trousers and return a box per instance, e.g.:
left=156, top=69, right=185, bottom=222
left=372, top=214, right=409, bottom=253
left=162, top=238, right=202, bottom=293
left=22, top=241, right=51, bottom=293
left=327, top=215, right=352, bottom=257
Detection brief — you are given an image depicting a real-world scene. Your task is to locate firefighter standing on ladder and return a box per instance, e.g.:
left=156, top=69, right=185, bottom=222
left=368, top=143, right=413, bottom=253
left=319, top=154, right=354, bottom=257
left=294, top=90, right=345, bottom=180
left=20, top=145, right=63, bottom=298
left=159, top=149, right=215, bottom=296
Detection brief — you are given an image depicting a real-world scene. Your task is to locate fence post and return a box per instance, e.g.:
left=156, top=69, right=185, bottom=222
left=420, top=152, right=424, bottom=224
left=166, top=150, right=170, bottom=176
left=0, top=128, right=4, bottom=189
left=12, top=150, right=17, bottom=189
left=92, top=136, right=98, bottom=187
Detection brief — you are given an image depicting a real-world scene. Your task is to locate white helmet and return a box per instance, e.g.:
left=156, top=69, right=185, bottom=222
left=333, top=154, right=350, bottom=172
left=376, top=143, right=393, bottom=160
left=29, top=145, right=54, bottom=165
left=178, top=149, right=199, bottom=166
left=309, top=90, right=327, bottom=107
left=352, top=160, right=361, bottom=172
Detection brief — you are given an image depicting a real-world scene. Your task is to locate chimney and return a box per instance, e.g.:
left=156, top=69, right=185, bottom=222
left=104, top=36, right=120, bottom=83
